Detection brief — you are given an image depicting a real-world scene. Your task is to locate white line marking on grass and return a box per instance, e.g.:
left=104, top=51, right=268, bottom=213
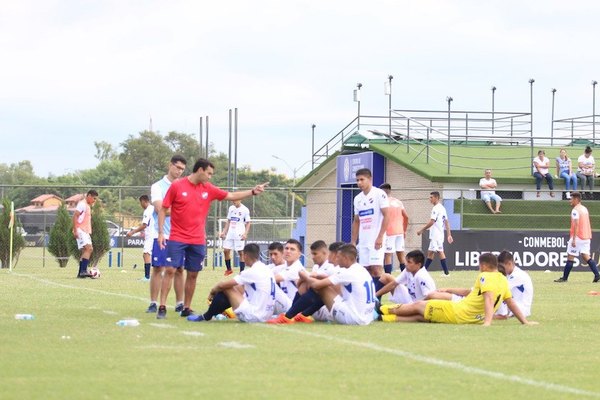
left=136, top=345, right=199, bottom=351
left=148, top=323, right=176, bottom=329
left=12, top=273, right=147, bottom=302
left=261, top=326, right=600, bottom=398
left=180, top=331, right=206, bottom=337
left=218, top=341, right=254, bottom=349
left=102, top=310, right=118, bottom=315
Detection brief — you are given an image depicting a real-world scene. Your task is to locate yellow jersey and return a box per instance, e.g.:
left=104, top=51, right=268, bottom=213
left=453, top=271, right=512, bottom=324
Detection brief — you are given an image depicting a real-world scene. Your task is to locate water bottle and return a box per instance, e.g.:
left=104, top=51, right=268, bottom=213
left=15, top=314, right=35, bottom=320
left=214, top=314, right=227, bottom=321
left=116, top=319, right=140, bottom=327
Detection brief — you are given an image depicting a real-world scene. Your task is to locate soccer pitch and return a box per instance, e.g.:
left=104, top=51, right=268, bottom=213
left=1, top=266, right=599, bottom=400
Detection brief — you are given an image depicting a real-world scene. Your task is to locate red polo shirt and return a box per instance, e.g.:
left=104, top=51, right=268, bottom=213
left=162, top=177, right=228, bottom=244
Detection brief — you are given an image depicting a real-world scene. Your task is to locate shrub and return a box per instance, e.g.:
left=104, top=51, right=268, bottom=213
left=47, top=203, right=75, bottom=268
left=89, top=201, right=110, bottom=268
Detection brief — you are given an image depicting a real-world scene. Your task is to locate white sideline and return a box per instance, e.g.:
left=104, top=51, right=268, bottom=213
left=261, top=325, right=600, bottom=399
left=11, top=272, right=147, bottom=302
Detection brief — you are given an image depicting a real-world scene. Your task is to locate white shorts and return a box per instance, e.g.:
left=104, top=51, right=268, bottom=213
left=389, top=284, right=413, bottom=304
left=234, top=298, right=272, bottom=323
left=273, top=286, right=292, bottom=315
left=428, top=238, right=444, bottom=252
left=358, top=246, right=385, bottom=267
left=384, top=234, right=405, bottom=253
left=143, top=238, right=153, bottom=254
left=223, top=238, right=245, bottom=252
left=567, top=238, right=591, bottom=257
left=331, top=295, right=373, bottom=325
left=76, top=228, right=92, bottom=250
left=312, top=306, right=333, bottom=322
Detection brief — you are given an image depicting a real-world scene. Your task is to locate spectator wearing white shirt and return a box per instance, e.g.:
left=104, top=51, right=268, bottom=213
left=577, top=146, right=595, bottom=199
left=479, top=169, right=502, bottom=214
left=533, top=149, right=554, bottom=198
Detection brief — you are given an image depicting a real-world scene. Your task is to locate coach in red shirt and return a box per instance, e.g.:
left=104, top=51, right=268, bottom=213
left=157, top=158, right=268, bottom=319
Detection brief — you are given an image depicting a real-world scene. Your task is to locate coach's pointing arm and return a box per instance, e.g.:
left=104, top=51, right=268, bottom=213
left=224, top=182, right=270, bottom=201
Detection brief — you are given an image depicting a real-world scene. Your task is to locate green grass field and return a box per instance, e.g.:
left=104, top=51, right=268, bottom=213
left=2, top=264, right=600, bottom=400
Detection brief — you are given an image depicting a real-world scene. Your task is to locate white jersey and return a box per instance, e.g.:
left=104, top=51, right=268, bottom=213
left=354, top=187, right=389, bottom=248
left=276, top=259, right=306, bottom=301
left=233, top=261, right=276, bottom=321
left=312, top=261, right=337, bottom=276
left=150, top=175, right=173, bottom=239
left=392, top=267, right=436, bottom=303
left=428, top=203, right=448, bottom=242
left=496, top=266, right=534, bottom=318
left=328, top=263, right=376, bottom=325
left=225, top=204, right=251, bottom=240
left=269, top=262, right=286, bottom=275
left=142, top=205, right=155, bottom=239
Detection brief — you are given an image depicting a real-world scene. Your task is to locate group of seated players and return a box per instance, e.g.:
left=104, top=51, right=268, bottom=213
left=186, top=239, right=537, bottom=327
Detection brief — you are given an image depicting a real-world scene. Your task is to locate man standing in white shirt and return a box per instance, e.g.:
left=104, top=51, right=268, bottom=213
left=417, top=191, right=453, bottom=275
left=126, top=195, right=154, bottom=281
left=186, top=243, right=276, bottom=323
left=479, top=169, right=502, bottom=214
left=533, top=149, right=554, bottom=198
left=351, top=168, right=390, bottom=293
left=220, top=200, right=252, bottom=276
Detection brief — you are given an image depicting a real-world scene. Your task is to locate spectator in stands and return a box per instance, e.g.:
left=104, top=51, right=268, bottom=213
left=532, top=150, right=554, bottom=198
left=576, top=146, right=595, bottom=200
left=555, top=148, right=578, bottom=199
left=479, top=169, right=502, bottom=214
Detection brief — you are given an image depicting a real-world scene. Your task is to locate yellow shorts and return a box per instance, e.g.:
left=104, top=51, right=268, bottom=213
left=424, top=300, right=459, bottom=324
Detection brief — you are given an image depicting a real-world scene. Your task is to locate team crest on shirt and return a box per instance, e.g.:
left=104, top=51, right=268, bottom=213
left=369, top=198, right=374, bottom=204
left=202, top=192, right=208, bottom=199
left=480, top=276, right=485, bottom=284
left=182, top=192, right=188, bottom=197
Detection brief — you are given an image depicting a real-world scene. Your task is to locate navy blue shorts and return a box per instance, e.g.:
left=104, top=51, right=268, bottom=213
left=151, top=239, right=183, bottom=268
left=166, top=240, right=206, bottom=272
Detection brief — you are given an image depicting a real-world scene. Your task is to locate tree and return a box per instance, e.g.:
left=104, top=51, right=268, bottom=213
left=94, top=141, right=118, bottom=161
left=119, top=131, right=172, bottom=186
left=0, top=198, right=26, bottom=269
left=87, top=201, right=110, bottom=268
left=165, top=131, right=201, bottom=165
left=47, top=203, right=74, bottom=268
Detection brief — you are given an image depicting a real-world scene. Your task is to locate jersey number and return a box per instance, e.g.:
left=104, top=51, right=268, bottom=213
left=363, top=280, right=376, bottom=304
left=270, top=278, right=276, bottom=300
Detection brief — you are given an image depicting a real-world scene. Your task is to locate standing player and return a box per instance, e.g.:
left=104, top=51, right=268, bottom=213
left=146, top=155, right=187, bottom=315
left=351, top=168, right=390, bottom=293
left=126, top=195, right=154, bottom=281
left=306, top=244, right=376, bottom=325
left=159, top=158, right=269, bottom=320
left=417, top=191, right=453, bottom=275
left=555, top=192, right=600, bottom=283
left=375, top=250, right=435, bottom=304
left=379, top=183, right=409, bottom=273
left=495, top=251, right=534, bottom=318
left=187, top=243, right=276, bottom=323
left=72, top=190, right=98, bottom=278
left=380, top=253, right=537, bottom=326
left=220, top=200, right=251, bottom=275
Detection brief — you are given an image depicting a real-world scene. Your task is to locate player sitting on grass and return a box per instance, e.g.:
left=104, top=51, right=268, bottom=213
left=187, top=243, right=275, bottom=323
left=297, top=244, right=375, bottom=326
left=267, top=241, right=293, bottom=315
left=375, top=250, right=436, bottom=304
left=268, top=241, right=343, bottom=324
left=380, top=253, right=537, bottom=326
left=273, top=239, right=306, bottom=302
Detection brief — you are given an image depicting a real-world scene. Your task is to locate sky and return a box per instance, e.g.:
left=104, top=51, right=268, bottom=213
left=2, top=0, right=600, bottom=179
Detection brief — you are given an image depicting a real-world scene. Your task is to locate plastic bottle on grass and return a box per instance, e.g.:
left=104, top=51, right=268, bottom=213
left=15, top=314, right=35, bottom=320
left=116, top=319, right=140, bottom=327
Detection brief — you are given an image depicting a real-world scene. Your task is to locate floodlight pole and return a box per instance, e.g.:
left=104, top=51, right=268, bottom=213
left=593, top=80, right=597, bottom=144
left=529, top=79, right=535, bottom=161
left=446, top=96, right=453, bottom=175
left=491, top=86, right=496, bottom=135
left=386, top=75, right=393, bottom=137
left=311, top=124, right=316, bottom=170
left=354, top=83, right=362, bottom=131
left=551, top=89, right=557, bottom=146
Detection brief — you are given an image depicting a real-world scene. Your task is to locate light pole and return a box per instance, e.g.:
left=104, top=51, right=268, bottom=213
left=354, top=83, right=362, bottom=131
left=529, top=79, right=535, bottom=161
left=491, top=86, right=496, bottom=135
left=551, top=88, right=557, bottom=146
left=272, top=155, right=312, bottom=233
left=311, top=124, right=316, bottom=170
left=385, top=75, right=393, bottom=136
left=593, top=80, right=597, bottom=144
left=446, top=96, right=453, bottom=174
